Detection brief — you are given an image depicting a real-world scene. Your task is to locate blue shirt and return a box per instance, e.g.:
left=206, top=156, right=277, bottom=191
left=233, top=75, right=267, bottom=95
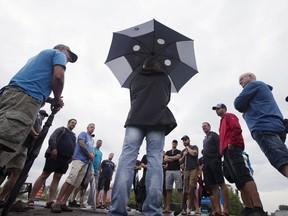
left=73, top=131, right=94, bottom=164
left=234, top=81, right=285, bottom=133
left=5, top=49, right=67, bottom=103
left=93, top=147, right=103, bottom=173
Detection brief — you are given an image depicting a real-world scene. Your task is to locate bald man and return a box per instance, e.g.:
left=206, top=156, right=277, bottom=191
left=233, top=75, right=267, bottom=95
left=234, top=72, right=288, bottom=178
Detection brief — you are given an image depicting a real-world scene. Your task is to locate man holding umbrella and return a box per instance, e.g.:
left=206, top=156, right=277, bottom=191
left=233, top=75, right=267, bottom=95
left=108, top=56, right=177, bottom=216
left=105, top=19, right=198, bottom=216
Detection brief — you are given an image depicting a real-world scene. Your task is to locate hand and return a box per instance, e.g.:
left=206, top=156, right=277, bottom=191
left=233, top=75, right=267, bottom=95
left=32, top=133, right=39, bottom=140
left=50, top=97, right=64, bottom=112
left=89, top=153, right=94, bottom=162
left=50, top=149, right=58, bottom=160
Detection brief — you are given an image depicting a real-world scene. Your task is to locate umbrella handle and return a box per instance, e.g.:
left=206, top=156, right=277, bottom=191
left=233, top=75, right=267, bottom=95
left=51, top=106, right=60, bottom=115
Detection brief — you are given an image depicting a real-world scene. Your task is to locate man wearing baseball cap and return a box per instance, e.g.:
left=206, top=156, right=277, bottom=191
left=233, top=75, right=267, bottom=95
left=0, top=44, right=77, bottom=166
left=179, top=135, right=201, bottom=215
left=213, top=103, right=266, bottom=216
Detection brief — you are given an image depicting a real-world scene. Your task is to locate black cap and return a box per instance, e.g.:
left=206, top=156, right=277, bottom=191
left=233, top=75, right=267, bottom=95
left=53, top=44, right=78, bottom=63
left=39, top=110, right=48, bottom=117
left=181, top=135, right=189, bottom=140
left=212, top=103, right=227, bottom=110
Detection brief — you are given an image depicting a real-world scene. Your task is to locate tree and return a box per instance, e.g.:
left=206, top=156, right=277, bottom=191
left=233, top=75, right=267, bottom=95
left=279, top=205, right=288, bottom=210
left=228, top=187, right=243, bottom=215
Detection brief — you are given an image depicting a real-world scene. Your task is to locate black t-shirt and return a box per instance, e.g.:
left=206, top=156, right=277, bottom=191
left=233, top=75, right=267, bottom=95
left=165, top=149, right=181, bottom=170
left=181, top=145, right=199, bottom=171
left=100, top=159, right=115, bottom=178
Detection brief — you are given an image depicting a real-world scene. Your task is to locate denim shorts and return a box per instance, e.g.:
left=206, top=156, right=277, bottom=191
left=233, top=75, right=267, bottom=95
left=252, top=131, right=288, bottom=172
left=223, top=145, right=253, bottom=189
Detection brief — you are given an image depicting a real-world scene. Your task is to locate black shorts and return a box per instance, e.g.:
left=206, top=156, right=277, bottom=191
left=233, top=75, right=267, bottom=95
left=203, top=158, right=224, bottom=186
left=98, top=175, right=111, bottom=192
left=224, top=145, right=253, bottom=189
left=43, top=158, right=69, bottom=174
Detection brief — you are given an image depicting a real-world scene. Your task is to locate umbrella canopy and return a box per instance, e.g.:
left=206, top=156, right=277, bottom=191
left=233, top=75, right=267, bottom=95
left=105, top=19, right=198, bottom=92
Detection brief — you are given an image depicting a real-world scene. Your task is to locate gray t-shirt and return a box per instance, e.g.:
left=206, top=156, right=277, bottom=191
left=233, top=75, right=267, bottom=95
left=181, top=145, right=199, bottom=171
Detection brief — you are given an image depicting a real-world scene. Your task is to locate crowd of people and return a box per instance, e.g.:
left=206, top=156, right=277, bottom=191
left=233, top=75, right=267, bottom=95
left=0, top=44, right=288, bottom=216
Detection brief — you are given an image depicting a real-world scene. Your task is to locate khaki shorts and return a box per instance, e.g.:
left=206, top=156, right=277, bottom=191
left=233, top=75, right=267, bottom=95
left=66, top=160, right=88, bottom=187
left=0, top=87, right=41, bottom=153
left=0, top=145, right=28, bottom=169
left=183, top=169, right=199, bottom=193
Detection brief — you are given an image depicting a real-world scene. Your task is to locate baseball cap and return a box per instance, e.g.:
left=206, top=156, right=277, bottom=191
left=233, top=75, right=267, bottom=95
left=53, top=44, right=78, bottom=63
left=181, top=135, right=189, bottom=140
left=39, top=110, right=48, bottom=117
left=212, top=103, right=227, bottom=110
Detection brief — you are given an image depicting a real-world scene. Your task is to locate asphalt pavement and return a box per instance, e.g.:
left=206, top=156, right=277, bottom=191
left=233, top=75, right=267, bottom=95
left=1, top=201, right=209, bottom=216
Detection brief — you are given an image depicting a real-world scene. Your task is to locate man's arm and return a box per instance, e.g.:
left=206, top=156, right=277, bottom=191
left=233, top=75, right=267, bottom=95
left=234, top=82, right=257, bottom=113
left=227, top=114, right=243, bottom=144
left=48, top=127, right=63, bottom=149
left=179, top=151, right=187, bottom=164
left=164, top=154, right=181, bottom=162
left=186, top=145, right=198, bottom=157
left=79, top=139, right=94, bottom=161
left=51, top=65, right=65, bottom=110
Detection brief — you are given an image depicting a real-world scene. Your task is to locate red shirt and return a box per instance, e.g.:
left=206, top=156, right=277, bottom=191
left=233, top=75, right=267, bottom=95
left=219, top=113, right=244, bottom=155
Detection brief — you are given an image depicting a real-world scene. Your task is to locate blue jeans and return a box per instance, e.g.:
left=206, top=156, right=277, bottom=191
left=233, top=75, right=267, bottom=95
left=252, top=131, right=288, bottom=172
left=108, top=126, right=165, bottom=216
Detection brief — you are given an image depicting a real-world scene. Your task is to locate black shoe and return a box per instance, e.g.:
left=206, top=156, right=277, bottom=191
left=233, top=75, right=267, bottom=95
left=68, top=200, right=80, bottom=207
left=60, top=204, right=73, bottom=212
left=240, top=208, right=253, bottom=216
left=51, top=204, right=62, bottom=213
left=251, top=208, right=268, bottom=216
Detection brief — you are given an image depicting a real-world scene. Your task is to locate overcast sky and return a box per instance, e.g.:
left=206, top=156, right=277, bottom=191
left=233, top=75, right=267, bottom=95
left=1, top=0, right=288, bottom=213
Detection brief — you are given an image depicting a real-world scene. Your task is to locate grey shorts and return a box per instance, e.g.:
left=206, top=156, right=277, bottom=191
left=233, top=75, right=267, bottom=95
left=0, top=87, right=41, bottom=153
left=165, top=170, right=182, bottom=190
left=0, top=145, right=28, bottom=169
left=66, top=160, right=88, bottom=187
